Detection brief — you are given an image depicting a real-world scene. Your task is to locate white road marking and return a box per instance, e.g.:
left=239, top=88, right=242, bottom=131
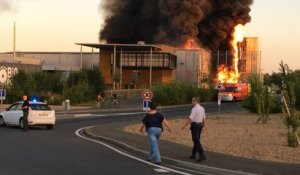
left=74, top=114, right=92, bottom=118
left=154, top=168, right=170, bottom=173
left=74, top=112, right=145, bottom=118
left=75, top=127, right=193, bottom=175
left=93, top=112, right=145, bottom=117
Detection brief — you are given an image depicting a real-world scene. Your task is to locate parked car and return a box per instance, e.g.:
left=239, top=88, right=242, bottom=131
left=0, top=101, right=55, bottom=130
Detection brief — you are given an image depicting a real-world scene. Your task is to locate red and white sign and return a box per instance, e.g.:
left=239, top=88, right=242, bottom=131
left=142, top=89, right=154, bottom=100
left=215, top=83, right=225, bottom=90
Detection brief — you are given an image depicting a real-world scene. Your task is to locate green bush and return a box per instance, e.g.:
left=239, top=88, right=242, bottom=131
left=63, top=80, right=94, bottom=104
left=5, top=68, right=105, bottom=105
left=243, top=95, right=257, bottom=113
left=151, top=81, right=214, bottom=106
left=6, top=70, right=36, bottom=102
left=64, top=68, right=105, bottom=104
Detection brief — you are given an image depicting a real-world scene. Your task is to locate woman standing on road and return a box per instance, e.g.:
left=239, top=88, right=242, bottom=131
left=140, top=102, right=171, bottom=165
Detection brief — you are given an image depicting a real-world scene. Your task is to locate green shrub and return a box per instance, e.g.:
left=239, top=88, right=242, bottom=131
left=63, top=80, right=94, bottom=104
left=5, top=68, right=105, bottom=105
left=243, top=95, right=257, bottom=113
left=6, top=70, right=36, bottom=103
left=151, top=81, right=214, bottom=106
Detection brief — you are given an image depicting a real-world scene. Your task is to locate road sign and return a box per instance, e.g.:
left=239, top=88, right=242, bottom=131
left=215, top=83, right=225, bottom=90
left=143, top=100, right=151, bottom=111
left=218, top=93, right=222, bottom=106
left=0, top=89, right=6, bottom=100
left=142, top=89, right=154, bottom=100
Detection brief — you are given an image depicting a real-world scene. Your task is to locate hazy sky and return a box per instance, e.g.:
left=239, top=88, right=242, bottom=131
left=0, top=0, right=299, bottom=73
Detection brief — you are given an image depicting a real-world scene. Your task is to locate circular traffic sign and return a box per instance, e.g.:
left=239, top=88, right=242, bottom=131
left=142, top=89, right=153, bottom=100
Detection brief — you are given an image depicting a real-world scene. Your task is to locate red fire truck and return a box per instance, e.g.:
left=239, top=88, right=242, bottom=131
left=219, top=83, right=249, bottom=102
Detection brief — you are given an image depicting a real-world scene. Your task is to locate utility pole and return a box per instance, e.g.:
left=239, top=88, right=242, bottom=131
left=80, top=46, right=83, bottom=69
left=13, top=21, right=16, bottom=63
left=149, top=47, right=153, bottom=87
left=113, top=45, right=116, bottom=90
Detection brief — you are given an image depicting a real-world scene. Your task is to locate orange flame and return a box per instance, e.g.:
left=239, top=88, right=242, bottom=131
left=217, top=65, right=236, bottom=83
left=217, top=24, right=245, bottom=83
left=183, top=38, right=199, bottom=49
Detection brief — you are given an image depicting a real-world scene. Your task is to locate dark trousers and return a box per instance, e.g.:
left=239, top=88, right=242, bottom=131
left=190, top=123, right=205, bottom=158
left=23, top=111, right=29, bottom=131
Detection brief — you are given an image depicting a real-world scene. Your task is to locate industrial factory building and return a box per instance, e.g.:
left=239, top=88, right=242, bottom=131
left=212, top=37, right=261, bottom=83
left=0, top=52, right=97, bottom=85
left=175, top=49, right=211, bottom=87
left=77, top=43, right=177, bottom=89
left=0, top=37, right=261, bottom=89
left=239, top=37, right=262, bottom=81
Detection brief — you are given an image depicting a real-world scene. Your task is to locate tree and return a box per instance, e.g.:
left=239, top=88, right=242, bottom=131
left=248, top=74, right=275, bottom=124
left=280, top=61, right=300, bottom=147
left=31, top=72, right=63, bottom=94
left=63, top=68, right=105, bottom=104
left=6, top=70, right=36, bottom=102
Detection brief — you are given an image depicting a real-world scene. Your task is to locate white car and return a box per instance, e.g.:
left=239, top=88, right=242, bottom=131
left=0, top=101, right=56, bottom=130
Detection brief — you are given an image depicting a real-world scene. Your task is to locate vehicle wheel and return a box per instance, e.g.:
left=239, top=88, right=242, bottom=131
left=19, top=119, right=24, bottom=129
left=232, top=97, right=237, bottom=103
left=0, top=117, right=6, bottom=127
left=47, top=125, right=54, bottom=130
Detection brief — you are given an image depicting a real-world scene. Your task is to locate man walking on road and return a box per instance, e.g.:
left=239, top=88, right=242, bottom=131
left=182, top=97, right=206, bottom=162
left=22, top=95, right=30, bottom=131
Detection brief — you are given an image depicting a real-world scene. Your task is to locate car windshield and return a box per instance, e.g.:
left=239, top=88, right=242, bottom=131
left=30, top=104, right=52, bottom=111
left=222, top=87, right=237, bottom=92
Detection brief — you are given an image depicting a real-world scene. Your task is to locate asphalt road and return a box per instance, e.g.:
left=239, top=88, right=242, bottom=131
left=0, top=102, right=243, bottom=175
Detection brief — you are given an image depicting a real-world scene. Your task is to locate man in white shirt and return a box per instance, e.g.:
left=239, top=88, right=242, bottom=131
left=182, top=97, right=206, bottom=162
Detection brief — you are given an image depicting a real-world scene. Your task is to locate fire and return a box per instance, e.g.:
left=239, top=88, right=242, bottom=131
left=183, top=38, right=199, bottom=49
left=217, top=65, right=237, bottom=83
left=217, top=24, right=245, bottom=83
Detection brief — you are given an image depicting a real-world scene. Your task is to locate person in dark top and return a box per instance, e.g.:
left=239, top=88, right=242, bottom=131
left=22, top=95, right=30, bottom=131
left=140, top=102, right=171, bottom=165
left=110, top=91, right=118, bottom=107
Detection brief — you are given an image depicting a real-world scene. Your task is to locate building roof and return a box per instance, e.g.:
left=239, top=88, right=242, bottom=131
left=76, top=43, right=163, bottom=52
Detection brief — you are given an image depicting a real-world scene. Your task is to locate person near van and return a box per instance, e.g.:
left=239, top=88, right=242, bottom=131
left=140, top=102, right=171, bottom=165
left=22, top=95, right=30, bottom=131
left=182, top=97, right=207, bottom=162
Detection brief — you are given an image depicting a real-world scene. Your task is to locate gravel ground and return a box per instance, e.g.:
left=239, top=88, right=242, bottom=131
left=124, top=111, right=300, bottom=164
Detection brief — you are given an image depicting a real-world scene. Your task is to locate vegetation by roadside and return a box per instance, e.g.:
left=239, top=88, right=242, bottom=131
left=150, top=81, right=216, bottom=106
left=4, top=68, right=105, bottom=105
left=243, top=61, right=300, bottom=147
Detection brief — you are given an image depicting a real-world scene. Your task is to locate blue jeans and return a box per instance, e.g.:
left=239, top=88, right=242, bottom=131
left=147, top=127, right=162, bottom=163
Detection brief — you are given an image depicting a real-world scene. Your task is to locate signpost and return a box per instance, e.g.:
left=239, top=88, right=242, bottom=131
left=0, top=89, right=6, bottom=101
left=215, top=83, right=225, bottom=116
left=0, top=89, right=6, bottom=110
left=142, top=89, right=153, bottom=111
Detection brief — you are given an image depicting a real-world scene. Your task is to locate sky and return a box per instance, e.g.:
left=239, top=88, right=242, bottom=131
left=0, top=0, right=299, bottom=73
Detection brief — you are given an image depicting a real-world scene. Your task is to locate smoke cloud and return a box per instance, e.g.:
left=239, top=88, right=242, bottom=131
left=0, top=0, right=12, bottom=13
left=99, top=0, right=253, bottom=51
left=197, top=0, right=253, bottom=51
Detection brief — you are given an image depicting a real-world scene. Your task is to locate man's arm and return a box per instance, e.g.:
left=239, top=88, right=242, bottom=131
left=163, top=119, right=172, bottom=132
left=182, top=118, right=192, bottom=130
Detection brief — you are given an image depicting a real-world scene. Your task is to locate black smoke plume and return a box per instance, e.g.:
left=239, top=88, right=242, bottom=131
left=99, top=0, right=253, bottom=51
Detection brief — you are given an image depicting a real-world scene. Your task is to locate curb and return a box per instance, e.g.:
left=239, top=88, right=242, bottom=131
left=82, top=127, right=257, bottom=175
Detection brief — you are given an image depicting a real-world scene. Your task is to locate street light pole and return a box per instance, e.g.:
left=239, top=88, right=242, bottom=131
left=150, top=47, right=153, bottom=87
left=13, top=21, right=16, bottom=63
left=113, top=45, right=117, bottom=90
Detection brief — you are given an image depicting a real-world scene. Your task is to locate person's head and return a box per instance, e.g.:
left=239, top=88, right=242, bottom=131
left=192, top=97, right=200, bottom=105
left=149, top=101, right=157, bottom=111
left=23, top=95, right=28, bottom=101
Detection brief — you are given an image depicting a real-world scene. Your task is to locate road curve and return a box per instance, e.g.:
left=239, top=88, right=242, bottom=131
left=0, top=102, right=241, bottom=175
